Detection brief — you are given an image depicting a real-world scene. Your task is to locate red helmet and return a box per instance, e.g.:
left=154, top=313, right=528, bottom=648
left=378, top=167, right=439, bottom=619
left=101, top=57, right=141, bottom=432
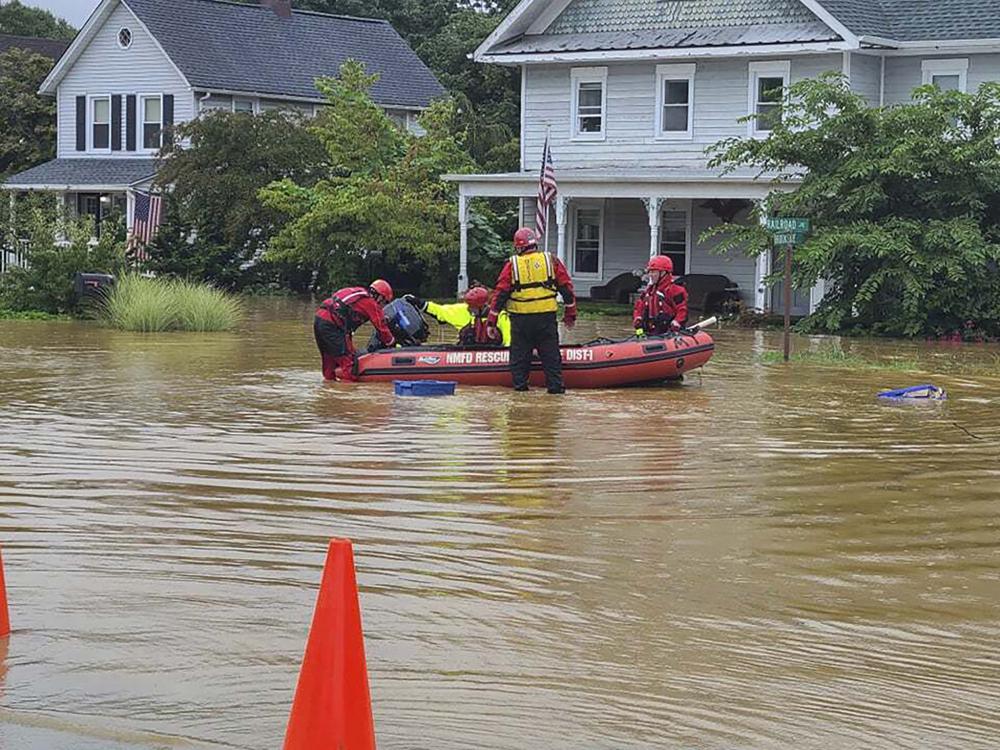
left=646, top=255, right=674, bottom=274
left=513, top=227, right=538, bottom=251
left=463, top=286, right=489, bottom=308
left=369, top=279, right=393, bottom=303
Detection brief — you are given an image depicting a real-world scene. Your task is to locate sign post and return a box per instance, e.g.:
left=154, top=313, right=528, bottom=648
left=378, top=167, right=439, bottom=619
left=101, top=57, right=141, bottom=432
left=765, top=218, right=811, bottom=362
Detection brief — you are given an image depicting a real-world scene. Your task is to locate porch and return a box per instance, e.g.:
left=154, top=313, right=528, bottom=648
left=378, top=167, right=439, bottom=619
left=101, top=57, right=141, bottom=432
left=3, top=158, right=159, bottom=242
left=444, top=168, right=813, bottom=315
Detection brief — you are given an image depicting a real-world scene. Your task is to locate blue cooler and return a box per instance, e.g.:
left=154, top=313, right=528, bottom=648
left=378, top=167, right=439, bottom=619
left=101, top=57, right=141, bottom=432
left=394, top=380, right=457, bottom=397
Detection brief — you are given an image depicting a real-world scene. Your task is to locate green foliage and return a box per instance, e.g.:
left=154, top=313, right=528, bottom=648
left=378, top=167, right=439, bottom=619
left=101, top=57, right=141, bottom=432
left=151, top=110, right=328, bottom=288
left=0, top=48, right=58, bottom=179
left=0, top=0, right=75, bottom=39
left=708, top=75, right=1000, bottom=338
left=100, top=273, right=243, bottom=332
left=261, top=60, right=475, bottom=291
left=0, top=200, right=127, bottom=314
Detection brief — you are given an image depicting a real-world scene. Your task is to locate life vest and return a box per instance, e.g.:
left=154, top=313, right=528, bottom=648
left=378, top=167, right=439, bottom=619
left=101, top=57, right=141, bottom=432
left=459, top=315, right=501, bottom=346
left=508, top=251, right=558, bottom=314
left=320, top=288, right=370, bottom=332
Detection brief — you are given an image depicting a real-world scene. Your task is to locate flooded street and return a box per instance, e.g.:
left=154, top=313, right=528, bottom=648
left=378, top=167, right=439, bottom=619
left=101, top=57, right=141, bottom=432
left=1, top=298, right=999, bottom=749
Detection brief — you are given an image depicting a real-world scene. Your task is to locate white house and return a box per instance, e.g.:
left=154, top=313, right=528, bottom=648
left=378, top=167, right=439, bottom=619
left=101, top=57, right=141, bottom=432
left=446, top=0, right=1000, bottom=313
left=3, top=0, right=442, bottom=239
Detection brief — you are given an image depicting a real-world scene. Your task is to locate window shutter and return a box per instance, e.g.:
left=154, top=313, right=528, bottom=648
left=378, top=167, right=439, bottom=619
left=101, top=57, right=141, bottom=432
left=126, top=95, right=137, bottom=151
left=76, top=96, right=86, bottom=151
left=162, top=94, right=174, bottom=151
left=111, top=95, right=123, bottom=151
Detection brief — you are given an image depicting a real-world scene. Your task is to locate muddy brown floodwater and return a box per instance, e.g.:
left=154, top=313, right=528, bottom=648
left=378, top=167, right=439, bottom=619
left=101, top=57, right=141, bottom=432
left=1, top=298, right=999, bottom=750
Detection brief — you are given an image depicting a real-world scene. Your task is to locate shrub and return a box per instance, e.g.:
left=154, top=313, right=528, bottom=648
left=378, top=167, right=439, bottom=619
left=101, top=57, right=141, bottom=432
left=100, top=273, right=242, bottom=332
left=0, top=202, right=126, bottom=314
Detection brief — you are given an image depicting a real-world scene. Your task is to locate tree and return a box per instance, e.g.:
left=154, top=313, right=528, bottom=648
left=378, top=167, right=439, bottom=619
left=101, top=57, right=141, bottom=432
left=0, top=0, right=75, bottom=39
left=708, top=75, right=1000, bottom=339
left=151, top=109, right=328, bottom=288
left=260, top=61, right=476, bottom=292
left=0, top=48, right=57, bottom=179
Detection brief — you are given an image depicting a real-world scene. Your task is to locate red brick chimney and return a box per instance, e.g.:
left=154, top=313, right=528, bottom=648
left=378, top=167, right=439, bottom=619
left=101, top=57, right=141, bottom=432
left=260, top=0, right=292, bottom=19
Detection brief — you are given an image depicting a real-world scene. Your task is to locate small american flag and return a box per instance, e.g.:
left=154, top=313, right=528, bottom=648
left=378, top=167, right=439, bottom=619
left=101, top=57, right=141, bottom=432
left=128, top=190, right=163, bottom=261
left=535, top=134, right=557, bottom=239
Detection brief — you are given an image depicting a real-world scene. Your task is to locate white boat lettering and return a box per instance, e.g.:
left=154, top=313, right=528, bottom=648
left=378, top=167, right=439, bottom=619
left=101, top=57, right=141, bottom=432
left=445, top=352, right=474, bottom=365
left=563, top=348, right=594, bottom=362
left=474, top=350, right=509, bottom=365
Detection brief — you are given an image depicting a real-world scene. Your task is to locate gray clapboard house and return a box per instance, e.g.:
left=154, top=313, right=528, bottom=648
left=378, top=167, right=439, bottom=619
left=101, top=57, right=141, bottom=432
left=3, top=0, right=442, bottom=239
left=447, top=0, right=1000, bottom=313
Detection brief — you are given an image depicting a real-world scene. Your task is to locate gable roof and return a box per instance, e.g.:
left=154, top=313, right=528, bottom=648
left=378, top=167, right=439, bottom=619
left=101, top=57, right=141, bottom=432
left=477, top=0, right=1000, bottom=60
left=0, top=33, right=70, bottom=59
left=41, top=0, right=443, bottom=109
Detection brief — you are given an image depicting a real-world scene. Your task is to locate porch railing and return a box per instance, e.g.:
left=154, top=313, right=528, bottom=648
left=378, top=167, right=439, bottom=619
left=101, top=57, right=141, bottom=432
left=1, top=240, right=29, bottom=276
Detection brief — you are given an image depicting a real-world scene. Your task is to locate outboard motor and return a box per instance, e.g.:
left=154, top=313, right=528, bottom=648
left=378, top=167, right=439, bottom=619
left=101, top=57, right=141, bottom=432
left=367, top=298, right=429, bottom=350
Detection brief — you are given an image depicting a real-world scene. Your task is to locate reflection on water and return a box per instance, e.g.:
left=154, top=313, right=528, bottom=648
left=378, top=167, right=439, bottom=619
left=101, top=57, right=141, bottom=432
left=1, top=299, right=999, bottom=749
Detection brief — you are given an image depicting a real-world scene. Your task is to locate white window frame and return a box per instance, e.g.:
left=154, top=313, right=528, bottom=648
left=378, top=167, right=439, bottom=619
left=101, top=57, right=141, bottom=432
left=232, top=96, right=258, bottom=114
left=116, top=26, right=132, bottom=50
left=659, top=201, right=693, bottom=276
left=570, top=201, right=604, bottom=280
left=921, top=58, right=969, bottom=93
left=570, top=67, right=607, bottom=142
left=748, top=60, right=790, bottom=138
left=138, top=93, right=163, bottom=153
left=87, top=94, right=112, bottom=153
left=655, top=63, right=695, bottom=140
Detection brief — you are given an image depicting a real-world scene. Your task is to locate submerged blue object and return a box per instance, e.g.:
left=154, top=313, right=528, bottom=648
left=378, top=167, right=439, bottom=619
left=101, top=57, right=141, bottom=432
left=878, top=384, right=947, bottom=401
left=394, top=380, right=457, bottom=397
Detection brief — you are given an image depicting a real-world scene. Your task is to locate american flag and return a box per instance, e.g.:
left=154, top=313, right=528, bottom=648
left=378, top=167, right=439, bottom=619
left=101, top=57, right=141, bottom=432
left=535, top=134, right=557, bottom=239
left=128, top=190, right=163, bottom=261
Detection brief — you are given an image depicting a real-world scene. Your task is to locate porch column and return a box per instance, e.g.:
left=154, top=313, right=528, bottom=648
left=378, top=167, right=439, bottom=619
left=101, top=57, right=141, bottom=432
left=644, top=196, right=663, bottom=258
left=554, top=194, right=568, bottom=265
left=457, top=193, right=469, bottom=295
left=755, top=202, right=772, bottom=311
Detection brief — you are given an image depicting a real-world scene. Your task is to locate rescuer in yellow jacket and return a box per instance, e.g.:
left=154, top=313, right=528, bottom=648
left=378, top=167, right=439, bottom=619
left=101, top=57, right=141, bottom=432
left=405, top=286, right=511, bottom=347
left=487, top=228, right=577, bottom=393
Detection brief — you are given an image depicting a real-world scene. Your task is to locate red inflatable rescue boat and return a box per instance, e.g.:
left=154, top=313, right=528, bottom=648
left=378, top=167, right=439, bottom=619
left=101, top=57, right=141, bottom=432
left=355, top=332, right=714, bottom=389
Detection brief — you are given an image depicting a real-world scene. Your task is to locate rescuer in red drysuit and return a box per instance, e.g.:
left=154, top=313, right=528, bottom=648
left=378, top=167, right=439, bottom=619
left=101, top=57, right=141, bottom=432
left=633, top=255, right=689, bottom=336
left=314, top=280, right=395, bottom=381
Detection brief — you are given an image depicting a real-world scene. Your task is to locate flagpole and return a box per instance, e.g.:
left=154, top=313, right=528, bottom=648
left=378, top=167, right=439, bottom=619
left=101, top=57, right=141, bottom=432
left=544, top=124, right=552, bottom=253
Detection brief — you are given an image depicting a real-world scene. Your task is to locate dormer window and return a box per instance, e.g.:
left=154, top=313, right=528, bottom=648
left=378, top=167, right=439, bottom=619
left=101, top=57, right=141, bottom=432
left=117, top=27, right=132, bottom=49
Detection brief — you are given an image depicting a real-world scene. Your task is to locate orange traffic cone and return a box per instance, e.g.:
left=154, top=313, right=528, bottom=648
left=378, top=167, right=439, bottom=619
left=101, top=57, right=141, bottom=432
left=0, top=547, right=10, bottom=637
left=283, top=539, right=376, bottom=750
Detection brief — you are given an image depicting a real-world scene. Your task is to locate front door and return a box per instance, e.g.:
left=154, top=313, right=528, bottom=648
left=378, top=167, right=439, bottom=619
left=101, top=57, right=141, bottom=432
left=76, top=193, right=125, bottom=239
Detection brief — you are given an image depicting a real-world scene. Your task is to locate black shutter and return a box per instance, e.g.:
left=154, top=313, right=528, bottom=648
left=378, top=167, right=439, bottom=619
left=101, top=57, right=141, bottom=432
left=126, top=95, right=136, bottom=151
left=111, top=95, right=122, bottom=151
left=162, top=94, right=174, bottom=151
left=75, top=96, right=86, bottom=151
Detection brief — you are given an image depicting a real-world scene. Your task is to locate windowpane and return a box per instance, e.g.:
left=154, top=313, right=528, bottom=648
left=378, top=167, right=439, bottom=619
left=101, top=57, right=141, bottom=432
left=233, top=98, right=255, bottom=113
left=932, top=74, right=961, bottom=91
left=758, top=76, right=784, bottom=103
left=660, top=211, right=688, bottom=275
left=143, top=97, right=161, bottom=123
left=756, top=102, right=781, bottom=131
left=93, top=98, right=109, bottom=123
left=662, top=106, right=689, bottom=132
left=576, top=80, right=603, bottom=134
left=664, top=80, right=689, bottom=105
left=574, top=209, right=601, bottom=275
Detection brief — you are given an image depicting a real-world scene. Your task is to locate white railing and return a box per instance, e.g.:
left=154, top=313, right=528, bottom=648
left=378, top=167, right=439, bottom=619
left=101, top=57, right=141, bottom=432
left=1, top=240, right=29, bottom=275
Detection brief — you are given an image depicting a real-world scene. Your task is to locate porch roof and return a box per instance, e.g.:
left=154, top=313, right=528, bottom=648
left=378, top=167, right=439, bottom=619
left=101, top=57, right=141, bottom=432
left=3, top=158, right=159, bottom=192
left=443, top=167, right=794, bottom=200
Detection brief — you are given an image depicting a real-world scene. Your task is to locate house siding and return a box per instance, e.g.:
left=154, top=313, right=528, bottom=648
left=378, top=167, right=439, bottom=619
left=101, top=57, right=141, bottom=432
left=850, top=53, right=882, bottom=106
left=56, top=3, right=192, bottom=158
left=522, top=55, right=843, bottom=170
left=883, top=53, right=1000, bottom=104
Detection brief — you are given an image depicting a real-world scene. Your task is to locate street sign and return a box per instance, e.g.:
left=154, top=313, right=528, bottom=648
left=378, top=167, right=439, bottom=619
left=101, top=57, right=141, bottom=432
left=773, top=232, right=806, bottom=246
left=766, top=217, right=811, bottom=233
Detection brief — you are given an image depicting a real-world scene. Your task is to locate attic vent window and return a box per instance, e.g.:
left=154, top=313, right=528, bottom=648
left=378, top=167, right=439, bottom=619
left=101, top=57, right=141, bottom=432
left=117, top=27, right=132, bottom=49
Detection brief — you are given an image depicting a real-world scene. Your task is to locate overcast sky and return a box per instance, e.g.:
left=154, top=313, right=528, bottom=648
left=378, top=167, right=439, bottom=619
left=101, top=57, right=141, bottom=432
left=23, top=0, right=99, bottom=28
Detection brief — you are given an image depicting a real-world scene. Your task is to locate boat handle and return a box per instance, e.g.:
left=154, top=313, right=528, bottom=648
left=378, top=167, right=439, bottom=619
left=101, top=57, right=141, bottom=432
left=392, top=356, right=416, bottom=366
left=643, top=343, right=666, bottom=353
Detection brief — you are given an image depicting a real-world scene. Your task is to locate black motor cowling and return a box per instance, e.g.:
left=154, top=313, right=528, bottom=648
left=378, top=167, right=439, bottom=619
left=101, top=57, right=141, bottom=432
left=368, top=298, right=429, bottom=350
